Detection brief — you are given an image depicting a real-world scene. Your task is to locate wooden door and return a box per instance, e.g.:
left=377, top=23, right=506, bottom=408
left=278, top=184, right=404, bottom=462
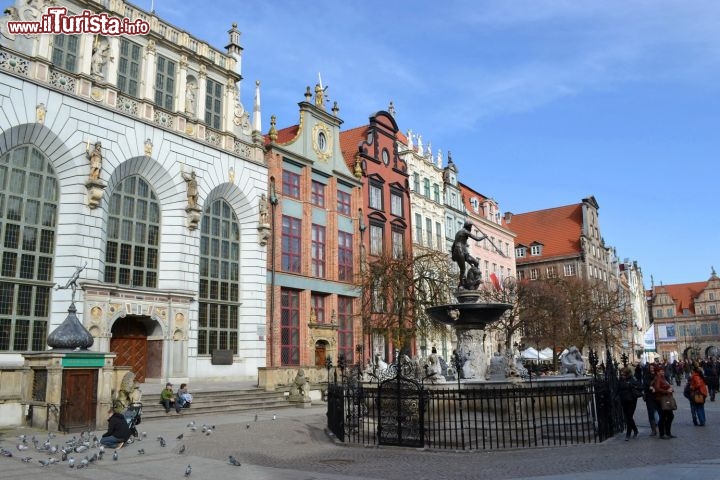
left=315, top=342, right=326, bottom=367
left=60, top=369, right=98, bottom=433
left=111, top=317, right=148, bottom=382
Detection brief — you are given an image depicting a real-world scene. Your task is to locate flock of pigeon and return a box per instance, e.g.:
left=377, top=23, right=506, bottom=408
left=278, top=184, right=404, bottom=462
left=0, top=414, right=275, bottom=475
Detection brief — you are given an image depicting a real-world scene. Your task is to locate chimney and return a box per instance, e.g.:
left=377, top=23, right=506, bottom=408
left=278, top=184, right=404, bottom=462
left=503, top=212, right=513, bottom=224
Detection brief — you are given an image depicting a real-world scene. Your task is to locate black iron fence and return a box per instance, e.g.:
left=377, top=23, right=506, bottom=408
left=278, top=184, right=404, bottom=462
left=327, top=350, right=624, bottom=451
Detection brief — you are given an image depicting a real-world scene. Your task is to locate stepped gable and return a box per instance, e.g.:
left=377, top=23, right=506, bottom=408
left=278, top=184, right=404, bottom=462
left=653, top=281, right=708, bottom=315
left=509, top=203, right=583, bottom=261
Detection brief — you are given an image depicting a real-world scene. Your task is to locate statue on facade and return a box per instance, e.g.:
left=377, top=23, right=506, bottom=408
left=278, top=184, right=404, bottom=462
left=185, top=79, right=198, bottom=116
left=258, top=193, right=269, bottom=225
left=87, top=141, right=103, bottom=181
left=181, top=169, right=199, bottom=209
left=288, top=369, right=310, bottom=402
left=314, top=82, right=327, bottom=108
left=451, top=221, right=486, bottom=289
left=90, top=38, right=111, bottom=80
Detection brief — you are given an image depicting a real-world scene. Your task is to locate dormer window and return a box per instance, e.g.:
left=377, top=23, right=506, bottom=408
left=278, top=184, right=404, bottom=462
left=515, top=246, right=526, bottom=258
left=530, top=244, right=542, bottom=256
left=470, top=197, right=480, bottom=213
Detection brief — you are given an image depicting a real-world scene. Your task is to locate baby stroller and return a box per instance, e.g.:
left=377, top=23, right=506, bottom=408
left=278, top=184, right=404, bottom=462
left=123, top=402, right=143, bottom=438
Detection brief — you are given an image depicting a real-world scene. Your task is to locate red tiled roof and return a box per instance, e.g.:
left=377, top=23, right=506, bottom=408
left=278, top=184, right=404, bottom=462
left=654, top=281, right=708, bottom=314
left=509, top=203, right=583, bottom=260
left=264, top=125, right=300, bottom=146
left=339, top=126, right=367, bottom=173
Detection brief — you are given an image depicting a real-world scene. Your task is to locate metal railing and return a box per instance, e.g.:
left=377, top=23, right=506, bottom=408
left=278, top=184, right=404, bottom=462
left=327, top=350, right=624, bottom=451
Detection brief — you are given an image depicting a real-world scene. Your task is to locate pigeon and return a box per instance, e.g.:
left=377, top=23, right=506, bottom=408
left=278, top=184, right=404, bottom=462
left=99, top=445, right=105, bottom=453
left=141, top=431, right=147, bottom=438
left=68, top=457, right=75, bottom=468
left=205, top=429, right=212, bottom=436
left=61, top=451, right=67, bottom=461
left=98, top=450, right=104, bottom=461
left=228, top=455, right=242, bottom=466
left=20, top=456, right=32, bottom=463
left=272, top=414, right=276, bottom=420
left=178, top=445, right=186, bottom=454
left=185, top=464, right=192, bottom=477
left=113, top=451, right=118, bottom=461
left=75, top=445, right=88, bottom=453
left=88, top=452, right=98, bottom=463
left=159, top=438, right=166, bottom=448
left=18, top=434, right=27, bottom=442
left=254, top=414, right=258, bottom=422
left=38, top=458, right=52, bottom=467
left=48, top=433, right=56, bottom=439
left=187, top=421, right=195, bottom=428
left=137, top=449, right=145, bottom=455
left=78, top=457, right=89, bottom=469
left=177, top=433, right=184, bottom=440
left=49, top=445, right=58, bottom=454
left=246, top=424, right=250, bottom=429
left=0, top=448, right=13, bottom=457
left=17, top=444, right=29, bottom=451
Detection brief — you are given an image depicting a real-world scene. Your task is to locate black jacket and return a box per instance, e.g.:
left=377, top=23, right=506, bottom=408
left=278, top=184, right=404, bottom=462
left=102, top=412, right=131, bottom=441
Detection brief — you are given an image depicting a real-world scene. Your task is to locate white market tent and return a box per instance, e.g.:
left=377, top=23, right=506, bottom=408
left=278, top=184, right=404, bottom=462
left=520, top=347, right=552, bottom=362
left=540, top=348, right=554, bottom=359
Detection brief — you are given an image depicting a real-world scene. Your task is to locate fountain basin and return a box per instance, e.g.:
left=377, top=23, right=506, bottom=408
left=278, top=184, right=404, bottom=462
left=426, top=302, right=512, bottom=328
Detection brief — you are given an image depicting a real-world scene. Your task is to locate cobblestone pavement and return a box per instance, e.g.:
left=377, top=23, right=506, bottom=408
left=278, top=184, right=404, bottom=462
left=2, top=392, right=720, bottom=480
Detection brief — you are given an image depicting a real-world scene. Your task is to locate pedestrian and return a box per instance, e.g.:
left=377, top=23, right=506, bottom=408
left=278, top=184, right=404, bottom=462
left=160, top=382, right=176, bottom=414
left=641, top=363, right=659, bottom=436
left=702, top=359, right=718, bottom=401
left=689, top=366, right=709, bottom=426
left=100, top=407, right=131, bottom=449
left=175, top=383, right=192, bottom=412
left=652, top=369, right=676, bottom=439
left=616, top=367, right=641, bottom=440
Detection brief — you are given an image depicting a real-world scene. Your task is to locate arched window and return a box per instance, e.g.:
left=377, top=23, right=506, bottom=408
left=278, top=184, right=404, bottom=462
left=0, top=146, right=58, bottom=351
left=198, top=199, right=240, bottom=355
left=104, top=176, right=160, bottom=288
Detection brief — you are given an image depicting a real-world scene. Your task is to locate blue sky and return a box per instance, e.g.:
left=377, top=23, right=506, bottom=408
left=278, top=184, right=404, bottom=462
left=146, top=0, right=719, bottom=287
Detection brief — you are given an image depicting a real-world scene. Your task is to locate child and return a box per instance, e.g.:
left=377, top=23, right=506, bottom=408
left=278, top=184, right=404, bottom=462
left=175, top=383, right=192, bottom=412
left=160, top=383, right=175, bottom=414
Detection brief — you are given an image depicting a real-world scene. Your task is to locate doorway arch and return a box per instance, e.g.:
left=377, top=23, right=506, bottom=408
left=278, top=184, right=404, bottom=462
left=315, top=340, right=329, bottom=367
left=110, top=315, right=159, bottom=382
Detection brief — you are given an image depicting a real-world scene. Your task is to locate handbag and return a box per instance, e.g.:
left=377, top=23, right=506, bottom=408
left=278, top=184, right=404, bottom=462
left=693, top=392, right=706, bottom=404
left=661, top=394, right=677, bottom=411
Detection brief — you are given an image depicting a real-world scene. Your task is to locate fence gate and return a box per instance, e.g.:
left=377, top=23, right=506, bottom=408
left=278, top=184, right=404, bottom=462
left=377, top=373, right=425, bottom=447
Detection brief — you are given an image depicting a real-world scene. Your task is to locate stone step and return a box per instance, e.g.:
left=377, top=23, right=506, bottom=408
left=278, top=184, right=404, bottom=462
left=136, top=389, right=291, bottom=420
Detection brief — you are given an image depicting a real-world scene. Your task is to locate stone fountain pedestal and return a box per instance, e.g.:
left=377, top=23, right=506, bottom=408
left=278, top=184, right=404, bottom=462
left=425, top=290, right=512, bottom=381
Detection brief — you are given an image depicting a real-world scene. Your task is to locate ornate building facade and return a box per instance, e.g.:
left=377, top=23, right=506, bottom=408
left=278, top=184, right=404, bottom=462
left=0, top=0, right=267, bottom=383
left=262, top=85, right=363, bottom=378
left=340, top=110, right=412, bottom=363
left=650, top=270, right=720, bottom=361
left=400, top=131, right=451, bottom=359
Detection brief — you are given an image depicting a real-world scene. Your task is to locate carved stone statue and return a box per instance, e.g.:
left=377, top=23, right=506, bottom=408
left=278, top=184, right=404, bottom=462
left=451, top=221, right=486, bottom=289
left=55, top=262, right=87, bottom=304
left=90, top=38, right=111, bottom=80
left=113, top=371, right=142, bottom=412
left=181, top=170, right=199, bottom=209
left=87, top=141, right=102, bottom=181
left=425, top=347, right=445, bottom=384
left=561, top=346, right=586, bottom=376
left=185, top=79, right=197, bottom=116
left=288, top=369, right=310, bottom=403
left=258, top=193, right=269, bottom=225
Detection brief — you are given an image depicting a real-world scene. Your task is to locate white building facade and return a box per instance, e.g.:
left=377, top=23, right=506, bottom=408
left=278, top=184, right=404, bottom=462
left=400, top=132, right=452, bottom=359
left=0, top=0, right=267, bottom=383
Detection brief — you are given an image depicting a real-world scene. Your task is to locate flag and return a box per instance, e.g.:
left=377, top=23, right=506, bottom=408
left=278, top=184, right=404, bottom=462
left=490, top=273, right=502, bottom=292
left=643, top=326, right=656, bottom=353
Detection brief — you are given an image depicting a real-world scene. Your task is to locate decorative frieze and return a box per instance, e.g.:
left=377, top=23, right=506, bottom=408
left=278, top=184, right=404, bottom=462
left=0, top=51, right=30, bottom=76
left=49, top=70, right=76, bottom=93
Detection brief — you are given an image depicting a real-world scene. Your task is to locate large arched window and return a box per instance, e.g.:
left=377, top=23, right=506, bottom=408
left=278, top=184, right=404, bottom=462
left=104, top=175, right=160, bottom=288
left=0, top=146, right=58, bottom=351
left=198, top=199, right=240, bottom=355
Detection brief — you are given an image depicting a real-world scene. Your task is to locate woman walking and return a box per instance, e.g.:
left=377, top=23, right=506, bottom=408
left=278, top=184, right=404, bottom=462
left=689, top=366, right=709, bottom=426
left=653, top=368, right=676, bottom=439
left=617, top=367, right=641, bottom=440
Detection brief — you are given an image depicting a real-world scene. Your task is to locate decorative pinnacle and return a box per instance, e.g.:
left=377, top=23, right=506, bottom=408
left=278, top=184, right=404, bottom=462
left=304, top=86, right=312, bottom=102
left=268, top=115, right=278, bottom=142
left=332, top=101, right=339, bottom=116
